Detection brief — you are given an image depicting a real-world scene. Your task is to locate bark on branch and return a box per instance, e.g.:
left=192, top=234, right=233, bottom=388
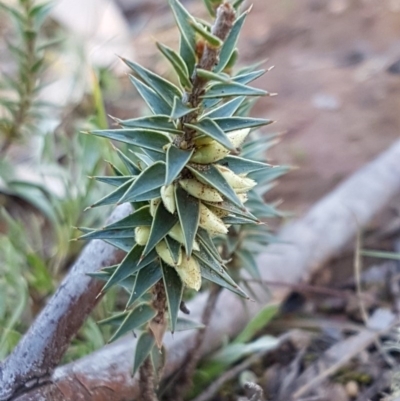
left=2, top=139, right=400, bottom=400
left=0, top=204, right=132, bottom=401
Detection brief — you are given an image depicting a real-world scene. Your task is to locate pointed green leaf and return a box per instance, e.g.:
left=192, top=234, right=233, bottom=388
left=143, top=148, right=167, bottom=162
left=109, top=304, right=157, bottom=342
left=142, top=201, right=179, bottom=256
left=103, top=245, right=158, bottom=291
left=166, top=146, right=193, bottom=185
left=203, top=199, right=258, bottom=221
left=215, top=11, right=248, bottom=72
left=194, top=244, right=248, bottom=298
left=173, top=317, right=205, bottom=331
left=164, top=236, right=182, bottom=264
left=222, top=215, right=255, bottom=225
left=214, top=117, right=272, bottom=132
left=104, top=237, right=136, bottom=253
left=94, top=176, right=133, bottom=187
left=196, top=227, right=222, bottom=262
left=156, top=42, right=192, bottom=89
left=99, top=311, right=129, bottom=327
left=161, top=262, right=184, bottom=333
left=129, top=75, right=171, bottom=115
left=113, top=144, right=140, bottom=175
left=107, top=160, right=124, bottom=176
left=117, top=115, right=183, bottom=134
left=90, top=179, right=134, bottom=208
left=190, top=21, right=222, bottom=47
left=197, top=258, right=248, bottom=298
left=203, top=96, right=245, bottom=119
left=234, top=69, right=265, bottom=85
left=78, top=228, right=135, bottom=241
left=175, top=186, right=200, bottom=257
left=151, top=345, right=166, bottom=380
left=196, top=69, right=229, bottom=83
left=169, top=0, right=197, bottom=75
left=128, top=148, right=152, bottom=170
left=219, top=155, right=272, bottom=174
left=185, top=118, right=234, bottom=150
left=249, top=166, right=290, bottom=183
left=127, top=260, right=163, bottom=306
left=236, top=249, right=261, bottom=279
left=170, top=97, right=197, bottom=120
left=120, top=162, right=166, bottom=203
left=123, top=57, right=181, bottom=104
left=133, top=332, right=156, bottom=375
left=91, top=129, right=171, bottom=152
left=103, top=206, right=153, bottom=230
left=202, top=81, right=268, bottom=98
left=187, top=164, right=243, bottom=208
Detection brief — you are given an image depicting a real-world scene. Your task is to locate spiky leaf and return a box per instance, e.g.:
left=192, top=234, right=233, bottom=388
left=168, top=0, right=196, bottom=75
left=170, top=97, right=197, bottom=120
left=219, top=155, right=271, bottom=174
left=143, top=201, right=179, bottom=256
left=120, top=162, right=166, bottom=203
left=94, top=176, right=133, bottom=187
left=203, top=96, right=245, bottom=119
left=103, top=245, right=157, bottom=291
left=102, top=206, right=153, bottom=230
left=129, top=75, right=171, bottom=115
left=161, top=261, right=184, bottom=333
left=133, top=332, right=156, bottom=375
left=91, top=129, right=170, bottom=152
left=166, top=146, right=193, bottom=185
left=116, top=116, right=183, bottom=134
left=127, top=260, right=163, bottom=307
left=234, top=69, right=265, bottom=85
left=123, top=57, right=181, bottom=104
left=214, top=117, right=272, bottom=132
left=175, top=186, right=200, bottom=257
left=202, top=82, right=268, bottom=98
left=215, top=10, right=248, bottom=72
left=109, top=304, right=157, bottom=342
left=89, top=179, right=134, bottom=208
left=165, top=236, right=183, bottom=265
left=156, top=42, right=192, bottom=89
left=185, top=118, right=234, bottom=150
left=187, top=164, right=243, bottom=208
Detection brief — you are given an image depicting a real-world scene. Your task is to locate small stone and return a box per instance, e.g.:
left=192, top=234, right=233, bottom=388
left=345, top=380, right=359, bottom=398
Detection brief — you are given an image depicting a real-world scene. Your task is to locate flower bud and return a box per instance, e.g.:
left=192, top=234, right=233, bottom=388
left=161, top=184, right=176, bottom=214
left=175, top=253, right=201, bottom=291
left=135, top=226, right=150, bottom=246
left=179, top=179, right=223, bottom=202
left=199, top=203, right=228, bottom=236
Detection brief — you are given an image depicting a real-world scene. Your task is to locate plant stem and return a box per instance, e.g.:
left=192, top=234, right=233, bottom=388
left=163, top=284, right=222, bottom=401
left=139, top=356, right=158, bottom=401
left=139, top=280, right=167, bottom=401
left=177, top=3, right=236, bottom=148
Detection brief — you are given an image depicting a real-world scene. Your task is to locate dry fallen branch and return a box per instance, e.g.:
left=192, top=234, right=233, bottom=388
left=0, top=204, right=132, bottom=401
left=3, top=139, right=400, bottom=401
